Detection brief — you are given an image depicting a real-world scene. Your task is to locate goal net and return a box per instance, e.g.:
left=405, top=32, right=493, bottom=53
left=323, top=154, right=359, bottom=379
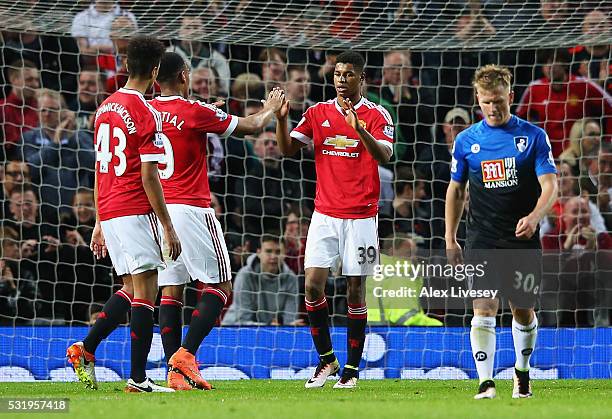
left=0, top=0, right=610, bottom=382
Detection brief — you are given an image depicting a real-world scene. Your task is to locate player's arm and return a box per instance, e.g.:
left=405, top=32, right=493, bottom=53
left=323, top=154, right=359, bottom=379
left=515, top=173, right=558, bottom=240
left=141, top=161, right=182, bottom=260
left=341, top=98, right=392, bottom=164
left=516, top=132, right=559, bottom=239
left=232, top=87, right=285, bottom=136
left=90, top=171, right=107, bottom=260
left=445, top=180, right=468, bottom=264
left=445, top=135, right=469, bottom=264
left=275, top=97, right=307, bottom=157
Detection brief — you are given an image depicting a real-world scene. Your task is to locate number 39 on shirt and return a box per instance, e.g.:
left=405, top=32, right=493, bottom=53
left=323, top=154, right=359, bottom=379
left=96, top=123, right=174, bottom=178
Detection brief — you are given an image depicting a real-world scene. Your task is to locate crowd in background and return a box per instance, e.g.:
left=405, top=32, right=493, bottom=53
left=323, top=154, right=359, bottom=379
left=0, top=0, right=611, bottom=327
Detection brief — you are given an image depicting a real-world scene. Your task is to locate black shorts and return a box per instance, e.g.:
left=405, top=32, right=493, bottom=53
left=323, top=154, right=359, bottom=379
left=464, top=234, right=541, bottom=308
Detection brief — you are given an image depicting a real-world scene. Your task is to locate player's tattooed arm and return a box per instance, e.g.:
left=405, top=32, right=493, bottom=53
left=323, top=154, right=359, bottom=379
left=275, top=95, right=306, bottom=157
left=445, top=180, right=468, bottom=265
left=515, top=173, right=558, bottom=240
left=141, top=161, right=182, bottom=260
left=341, top=98, right=392, bottom=164
left=233, top=87, right=285, bottom=136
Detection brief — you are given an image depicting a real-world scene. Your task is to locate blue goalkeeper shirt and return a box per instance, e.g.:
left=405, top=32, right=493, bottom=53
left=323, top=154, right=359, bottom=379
left=450, top=114, right=556, bottom=245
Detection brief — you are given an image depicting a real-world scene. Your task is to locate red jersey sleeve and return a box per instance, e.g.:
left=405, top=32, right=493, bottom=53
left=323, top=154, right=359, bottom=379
left=290, top=106, right=314, bottom=145
left=138, top=106, right=165, bottom=162
left=369, top=105, right=395, bottom=155
left=192, top=101, right=238, bottom=138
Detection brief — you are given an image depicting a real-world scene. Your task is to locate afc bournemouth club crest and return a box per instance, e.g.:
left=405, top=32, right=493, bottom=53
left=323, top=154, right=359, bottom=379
left=514, top=136, right=528, bottom=152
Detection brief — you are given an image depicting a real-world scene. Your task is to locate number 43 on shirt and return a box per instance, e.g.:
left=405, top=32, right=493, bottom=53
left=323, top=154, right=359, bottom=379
left=96, top=122, right=174, bottom=178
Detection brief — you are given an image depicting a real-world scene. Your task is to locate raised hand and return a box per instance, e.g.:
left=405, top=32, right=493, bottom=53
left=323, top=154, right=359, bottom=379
left=275, top=95, right=290, bottom=120
left=263, top=86, right=285, bottom=113
left=340, top=97, right=360, bottom=131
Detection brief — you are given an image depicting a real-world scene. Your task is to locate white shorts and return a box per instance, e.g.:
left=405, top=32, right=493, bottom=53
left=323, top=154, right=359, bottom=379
left=101, top=213, right=165, bottom=276
left=304, top=211, right=379, bottom=276
left=158, top=204, right=232, bottom=286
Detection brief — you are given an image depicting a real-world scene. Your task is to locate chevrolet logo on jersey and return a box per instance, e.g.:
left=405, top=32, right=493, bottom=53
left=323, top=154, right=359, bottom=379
left=323, top=136, right=359, bottom=149
left=481, top=157, right=518, bottom=188
left=323, top=136, right=360, bottom=157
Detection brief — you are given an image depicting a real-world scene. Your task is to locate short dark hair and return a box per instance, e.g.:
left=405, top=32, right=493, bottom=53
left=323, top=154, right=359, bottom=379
left=336, top=51, right=365, bottom=73
left=126, top=36, right=165, bottom=79
left=157, top=52, right=187, bottom=84
left=259, top=234, right=281, bottom=247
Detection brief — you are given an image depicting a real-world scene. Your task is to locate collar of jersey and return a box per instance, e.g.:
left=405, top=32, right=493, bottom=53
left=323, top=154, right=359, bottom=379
left=334, top=96, right=365, bottom=115
left=155, top=95, right=182, bottom=101
left=118, top=87, right=145, bottom=97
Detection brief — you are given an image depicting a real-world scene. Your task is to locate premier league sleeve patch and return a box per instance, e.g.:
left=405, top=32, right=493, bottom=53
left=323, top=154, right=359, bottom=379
left=383, top=124, right=394, bottom=139
left=514, top=136, right=528, bottom=152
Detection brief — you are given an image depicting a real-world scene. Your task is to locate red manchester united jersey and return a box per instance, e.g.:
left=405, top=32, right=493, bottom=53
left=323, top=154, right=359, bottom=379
left=94, top=88, right=165, bottom=221
left=149, top=95, right=237, bottom=208
left=290, top=97, right=394, bottom=219
left=516, top=75, right=612, bottom=157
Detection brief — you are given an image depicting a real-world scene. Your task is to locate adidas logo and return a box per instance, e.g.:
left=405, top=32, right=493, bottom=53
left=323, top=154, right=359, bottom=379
left=322, top=120, right=330, bottom=127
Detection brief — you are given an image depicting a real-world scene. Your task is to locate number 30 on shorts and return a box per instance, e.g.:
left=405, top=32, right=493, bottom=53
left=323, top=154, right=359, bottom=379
left=357, top=246, right=377, bottom=265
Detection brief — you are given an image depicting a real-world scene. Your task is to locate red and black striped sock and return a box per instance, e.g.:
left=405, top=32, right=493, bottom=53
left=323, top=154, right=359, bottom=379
left=159, top=296, right=183, bottom=364
left=306, top=296, right=335, bottom=364
left=346, top=303, right=367, bottom=371
left=130, top=299, right=154, bottom=383
left=182, top=288, right=228, bottom=355
left=83, top=290, right=132, bottom=354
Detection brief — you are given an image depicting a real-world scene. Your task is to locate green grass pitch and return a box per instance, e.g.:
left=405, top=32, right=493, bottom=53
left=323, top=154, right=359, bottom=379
left=1, top=380, right=610, bottom=419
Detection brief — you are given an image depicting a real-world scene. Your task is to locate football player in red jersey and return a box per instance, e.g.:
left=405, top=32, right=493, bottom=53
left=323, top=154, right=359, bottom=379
left=67, top=37, right=181, bottom=393
left=276, top=51, right=394, bottom=388
left=150, top=52, right=285, bottom=390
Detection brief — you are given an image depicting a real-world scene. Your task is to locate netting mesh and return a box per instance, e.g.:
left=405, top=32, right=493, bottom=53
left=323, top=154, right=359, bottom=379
left=2, top=1, right=611, bottom=49
left=0, top=0, right=611, bottom=381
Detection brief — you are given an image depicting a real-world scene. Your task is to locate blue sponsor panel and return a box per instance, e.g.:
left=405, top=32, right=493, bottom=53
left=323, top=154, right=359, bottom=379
left=0, top=327, right=610, bottom=381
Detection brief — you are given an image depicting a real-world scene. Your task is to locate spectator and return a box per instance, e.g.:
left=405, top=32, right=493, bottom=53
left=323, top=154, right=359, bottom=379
left=0, top=59, right=39, bottom=160
left=580, top=142, right=612, bottom=231
left=455, top=5, right=496, bottom=44
left=378, top=50, right=433, bottom=162
left=285, top=65, right=315, bottom=128
left=572, top=9, right=611, bottom=90
left=0, top=226, right=39, bottom=324
left=420, top=7, right=497, bottom=124
left=386, top=167, right=430, bottom=243
left=1, top=27, right=79, bottom=95
left=1, top=159, right=31, bottom=219
left=234, top=131, right=301, bottom=235
left=222, top=235, right=303, bottom=326
left=71, top=0, right=137, bottom=56
left=367, top=233, right=443, bottom=326
left=543, top=196, right=612, bottom=251
left=258, top=48, right=287, bottom=93
left=228, top=73, right=265, bottom=116
left=378, top=165, right=394, bottom=218
left=191, top=67, right=220, bottom=103
left=68, top=68, right=106, bottom=132
left=167, top=16, right=231, bottom=93
left=541, top=196, right=612, bottom=326
left=540, top=161, right=608, bottom=237
left=559, top=118, right=601, bottom=171
left=59, top=188, right=112, bottom=323
left=22, top=89, right=95, bottom=216
left=5, top=187, right=61, bottom=320
left=516, top=48, right=612, bottom=157
left=104, top=15, right=135, bottom=92
left=282, top=204, right=311, bottom=275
